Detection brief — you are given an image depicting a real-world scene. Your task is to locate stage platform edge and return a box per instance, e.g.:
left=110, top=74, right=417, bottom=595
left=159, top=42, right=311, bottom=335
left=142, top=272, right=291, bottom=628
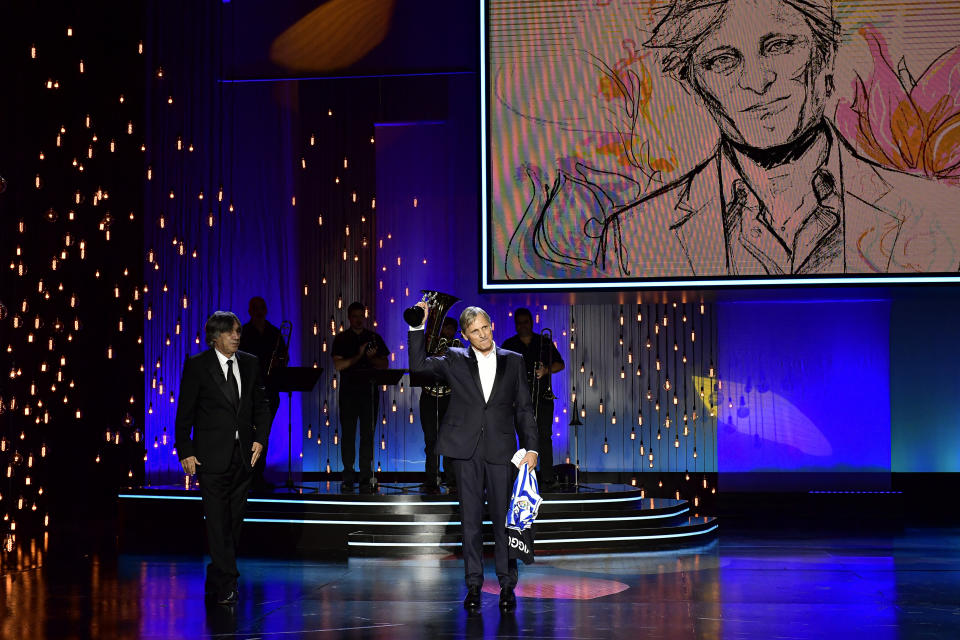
left=118, top=482, right=718, bottom=557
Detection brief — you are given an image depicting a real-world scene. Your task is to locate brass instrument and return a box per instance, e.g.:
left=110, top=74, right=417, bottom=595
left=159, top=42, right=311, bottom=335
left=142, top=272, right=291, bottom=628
left=266, top=320, right=292, bottom=377
left=425, top=335, right=463, bottom=396
left=531, top=328, right=558, bottom=418
left=415, top=290, right=461, bottom=397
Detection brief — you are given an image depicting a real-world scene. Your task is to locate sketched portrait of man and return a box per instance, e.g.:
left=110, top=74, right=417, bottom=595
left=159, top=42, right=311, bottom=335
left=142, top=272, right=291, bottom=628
left=605, top=0, right=960, bottom=277
left=600, top=0, right=960, bottom=278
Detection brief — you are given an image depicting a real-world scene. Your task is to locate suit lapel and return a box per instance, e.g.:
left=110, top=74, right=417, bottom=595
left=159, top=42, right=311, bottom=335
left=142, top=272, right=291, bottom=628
left=672, top=131, right=904, bottom=276
left=671, top=152, right=726, bottom=276
left=487, top=349, right=506, bottom=404
left=466, top=349, right=485, bottom=404
left=836, top=138, right=902, bottom=272
left=236, top=353, right=249, bottom=413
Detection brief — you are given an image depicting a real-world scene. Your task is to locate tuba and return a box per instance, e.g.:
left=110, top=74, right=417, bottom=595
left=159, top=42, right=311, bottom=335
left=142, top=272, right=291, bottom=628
left=408, top=290, right=461, bottom=397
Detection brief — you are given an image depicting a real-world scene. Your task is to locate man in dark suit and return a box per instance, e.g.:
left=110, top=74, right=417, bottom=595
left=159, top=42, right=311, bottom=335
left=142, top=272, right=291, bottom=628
left=408, top=303, right=538, bottom=611
left=175, top=311, right=273, bottom=605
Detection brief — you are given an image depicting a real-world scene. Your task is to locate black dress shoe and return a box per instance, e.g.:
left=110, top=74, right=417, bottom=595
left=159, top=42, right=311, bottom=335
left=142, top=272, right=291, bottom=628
left=499, top=586, right=516, bottom=611
left=216, top=589, right=238, bottom=605
left=463, top=585, right=482, bottom=610
left=359, top=483, right=375, bottom=494
left=341, top=481, right=355, bottom=493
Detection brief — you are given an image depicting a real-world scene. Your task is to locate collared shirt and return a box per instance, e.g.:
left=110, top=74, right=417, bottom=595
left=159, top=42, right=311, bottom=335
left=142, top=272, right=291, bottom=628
left=407, top=323, right=498, bottom=400
left=720, top=128, right=844, bottom=275
left=214, top=349, right=242, bottom=399
left=473, top=344, right=497, bottom=402
left=410, top=328, right=537, bottom=457
left=214, top=348, right=240, bottom=439
left=475, top=347, right=538, bottom=457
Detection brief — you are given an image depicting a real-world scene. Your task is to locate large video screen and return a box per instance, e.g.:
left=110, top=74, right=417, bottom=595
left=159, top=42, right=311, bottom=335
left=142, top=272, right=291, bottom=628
left=481, top=0, right=960, bottom=290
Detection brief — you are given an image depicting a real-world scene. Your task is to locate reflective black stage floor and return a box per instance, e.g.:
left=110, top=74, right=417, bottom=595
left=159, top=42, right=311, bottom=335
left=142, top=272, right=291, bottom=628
left=5, top=529, right=960, bottom=639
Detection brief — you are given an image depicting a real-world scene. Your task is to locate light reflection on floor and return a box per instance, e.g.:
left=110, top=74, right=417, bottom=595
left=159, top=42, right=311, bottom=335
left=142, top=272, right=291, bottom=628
left=2, top=531, right=960, bottom=639
left=481, top=576, right=631, bottom=599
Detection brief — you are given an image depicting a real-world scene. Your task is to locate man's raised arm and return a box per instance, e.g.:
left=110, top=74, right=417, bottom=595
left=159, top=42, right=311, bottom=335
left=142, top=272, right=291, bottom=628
left=407, top=301, right=446, bottom=379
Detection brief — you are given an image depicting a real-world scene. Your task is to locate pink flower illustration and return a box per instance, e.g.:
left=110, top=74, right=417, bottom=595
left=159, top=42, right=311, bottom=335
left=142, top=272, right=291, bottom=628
left=836, top=25, right=960, bottom=184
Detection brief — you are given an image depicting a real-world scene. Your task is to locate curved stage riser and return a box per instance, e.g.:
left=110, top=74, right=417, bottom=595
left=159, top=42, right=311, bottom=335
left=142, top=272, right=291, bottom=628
left=118, top=484, right=718, bottom=556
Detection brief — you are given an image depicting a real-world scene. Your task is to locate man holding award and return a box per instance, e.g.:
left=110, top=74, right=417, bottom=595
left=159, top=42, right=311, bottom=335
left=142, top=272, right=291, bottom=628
left=407, top=300, right=538, bottom=611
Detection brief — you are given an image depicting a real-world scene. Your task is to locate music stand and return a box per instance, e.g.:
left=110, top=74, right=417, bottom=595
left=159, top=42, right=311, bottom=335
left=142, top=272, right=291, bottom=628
left=270, top=366, right=323, bottom=492
left=352, top=369, right=406, bottom=490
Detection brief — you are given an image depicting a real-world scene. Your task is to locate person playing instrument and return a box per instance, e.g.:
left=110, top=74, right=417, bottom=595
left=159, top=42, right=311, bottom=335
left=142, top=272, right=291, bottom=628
left=502, top=308, right=564, bottom=490
left=239, top=296, right=285, bottom=491
left=408, top=301, right=538, bottom=611
left=332, top=301, right=390, bottom=493
left=239, top=297, right=284, bottom=416
left=418, top=316, right=459, bottom=494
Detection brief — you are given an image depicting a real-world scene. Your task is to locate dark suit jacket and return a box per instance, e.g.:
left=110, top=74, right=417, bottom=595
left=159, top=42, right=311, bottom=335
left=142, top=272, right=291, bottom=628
left=408, top=330, right=538, bottom=463
left=605, top=121, right=960, bottom=277
left=174, top=348, right=273, bottom=474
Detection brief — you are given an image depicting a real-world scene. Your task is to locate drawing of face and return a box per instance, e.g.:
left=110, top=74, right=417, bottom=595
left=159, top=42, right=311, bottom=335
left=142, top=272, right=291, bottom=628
left=689, top=0, right=832, bottom=149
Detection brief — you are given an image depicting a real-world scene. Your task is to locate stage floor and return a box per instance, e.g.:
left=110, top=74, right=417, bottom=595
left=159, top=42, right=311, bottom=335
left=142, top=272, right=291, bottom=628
left=6, top=529, right=960, bottom=639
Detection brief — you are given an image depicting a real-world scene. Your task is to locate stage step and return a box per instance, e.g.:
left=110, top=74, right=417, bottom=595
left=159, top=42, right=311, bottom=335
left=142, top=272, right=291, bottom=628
left=117, top=483, right=718, bottom=556
left=347, top=516, right=719, bottom=556
left=241, top=499, right=690, bottom=520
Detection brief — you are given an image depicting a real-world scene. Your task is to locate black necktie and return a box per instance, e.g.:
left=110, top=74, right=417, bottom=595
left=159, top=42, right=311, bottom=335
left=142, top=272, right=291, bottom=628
left=226, top=359, right=240, bottom=412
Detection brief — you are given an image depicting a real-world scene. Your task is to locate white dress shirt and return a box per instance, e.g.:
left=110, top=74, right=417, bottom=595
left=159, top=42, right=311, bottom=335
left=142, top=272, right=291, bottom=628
left=473, top=345, right=497, bottom=402
left=214, top=348, right=240, bottom=439
left=408, top=328, right=537, bottom=459
left=473, top=344, right=537, bottom=457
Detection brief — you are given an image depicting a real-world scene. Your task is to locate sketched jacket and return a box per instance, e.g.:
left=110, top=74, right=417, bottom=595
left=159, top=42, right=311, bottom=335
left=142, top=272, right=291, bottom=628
left=602, top=121, right=960, bottom=278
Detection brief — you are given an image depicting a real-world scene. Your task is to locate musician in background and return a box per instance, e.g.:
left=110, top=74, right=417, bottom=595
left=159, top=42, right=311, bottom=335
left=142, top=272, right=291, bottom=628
left=332, top=301, right=390, bottom=493
left=239, top=297, right=284, bottom=416
left=503, top=308, right=564, bottom=490
left=239, top=296, right=286, bottom=491
left=418, top=317, right=459, bottom=494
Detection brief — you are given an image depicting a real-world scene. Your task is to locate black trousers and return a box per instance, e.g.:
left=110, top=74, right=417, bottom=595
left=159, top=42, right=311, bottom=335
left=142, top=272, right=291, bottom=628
left=198, top=440, right=252, bottom=596
left=339, top=387, right=378, bottom=483
left=419, top=391, right=450, bottom=485
left=449, top=451, right=518, bottom=589
left=535, top=398, right=555, bottom=484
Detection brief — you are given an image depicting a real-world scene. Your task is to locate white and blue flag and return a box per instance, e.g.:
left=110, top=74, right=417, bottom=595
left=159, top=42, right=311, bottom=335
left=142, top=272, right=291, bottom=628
left=506, top=456, right=541, bottom=564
